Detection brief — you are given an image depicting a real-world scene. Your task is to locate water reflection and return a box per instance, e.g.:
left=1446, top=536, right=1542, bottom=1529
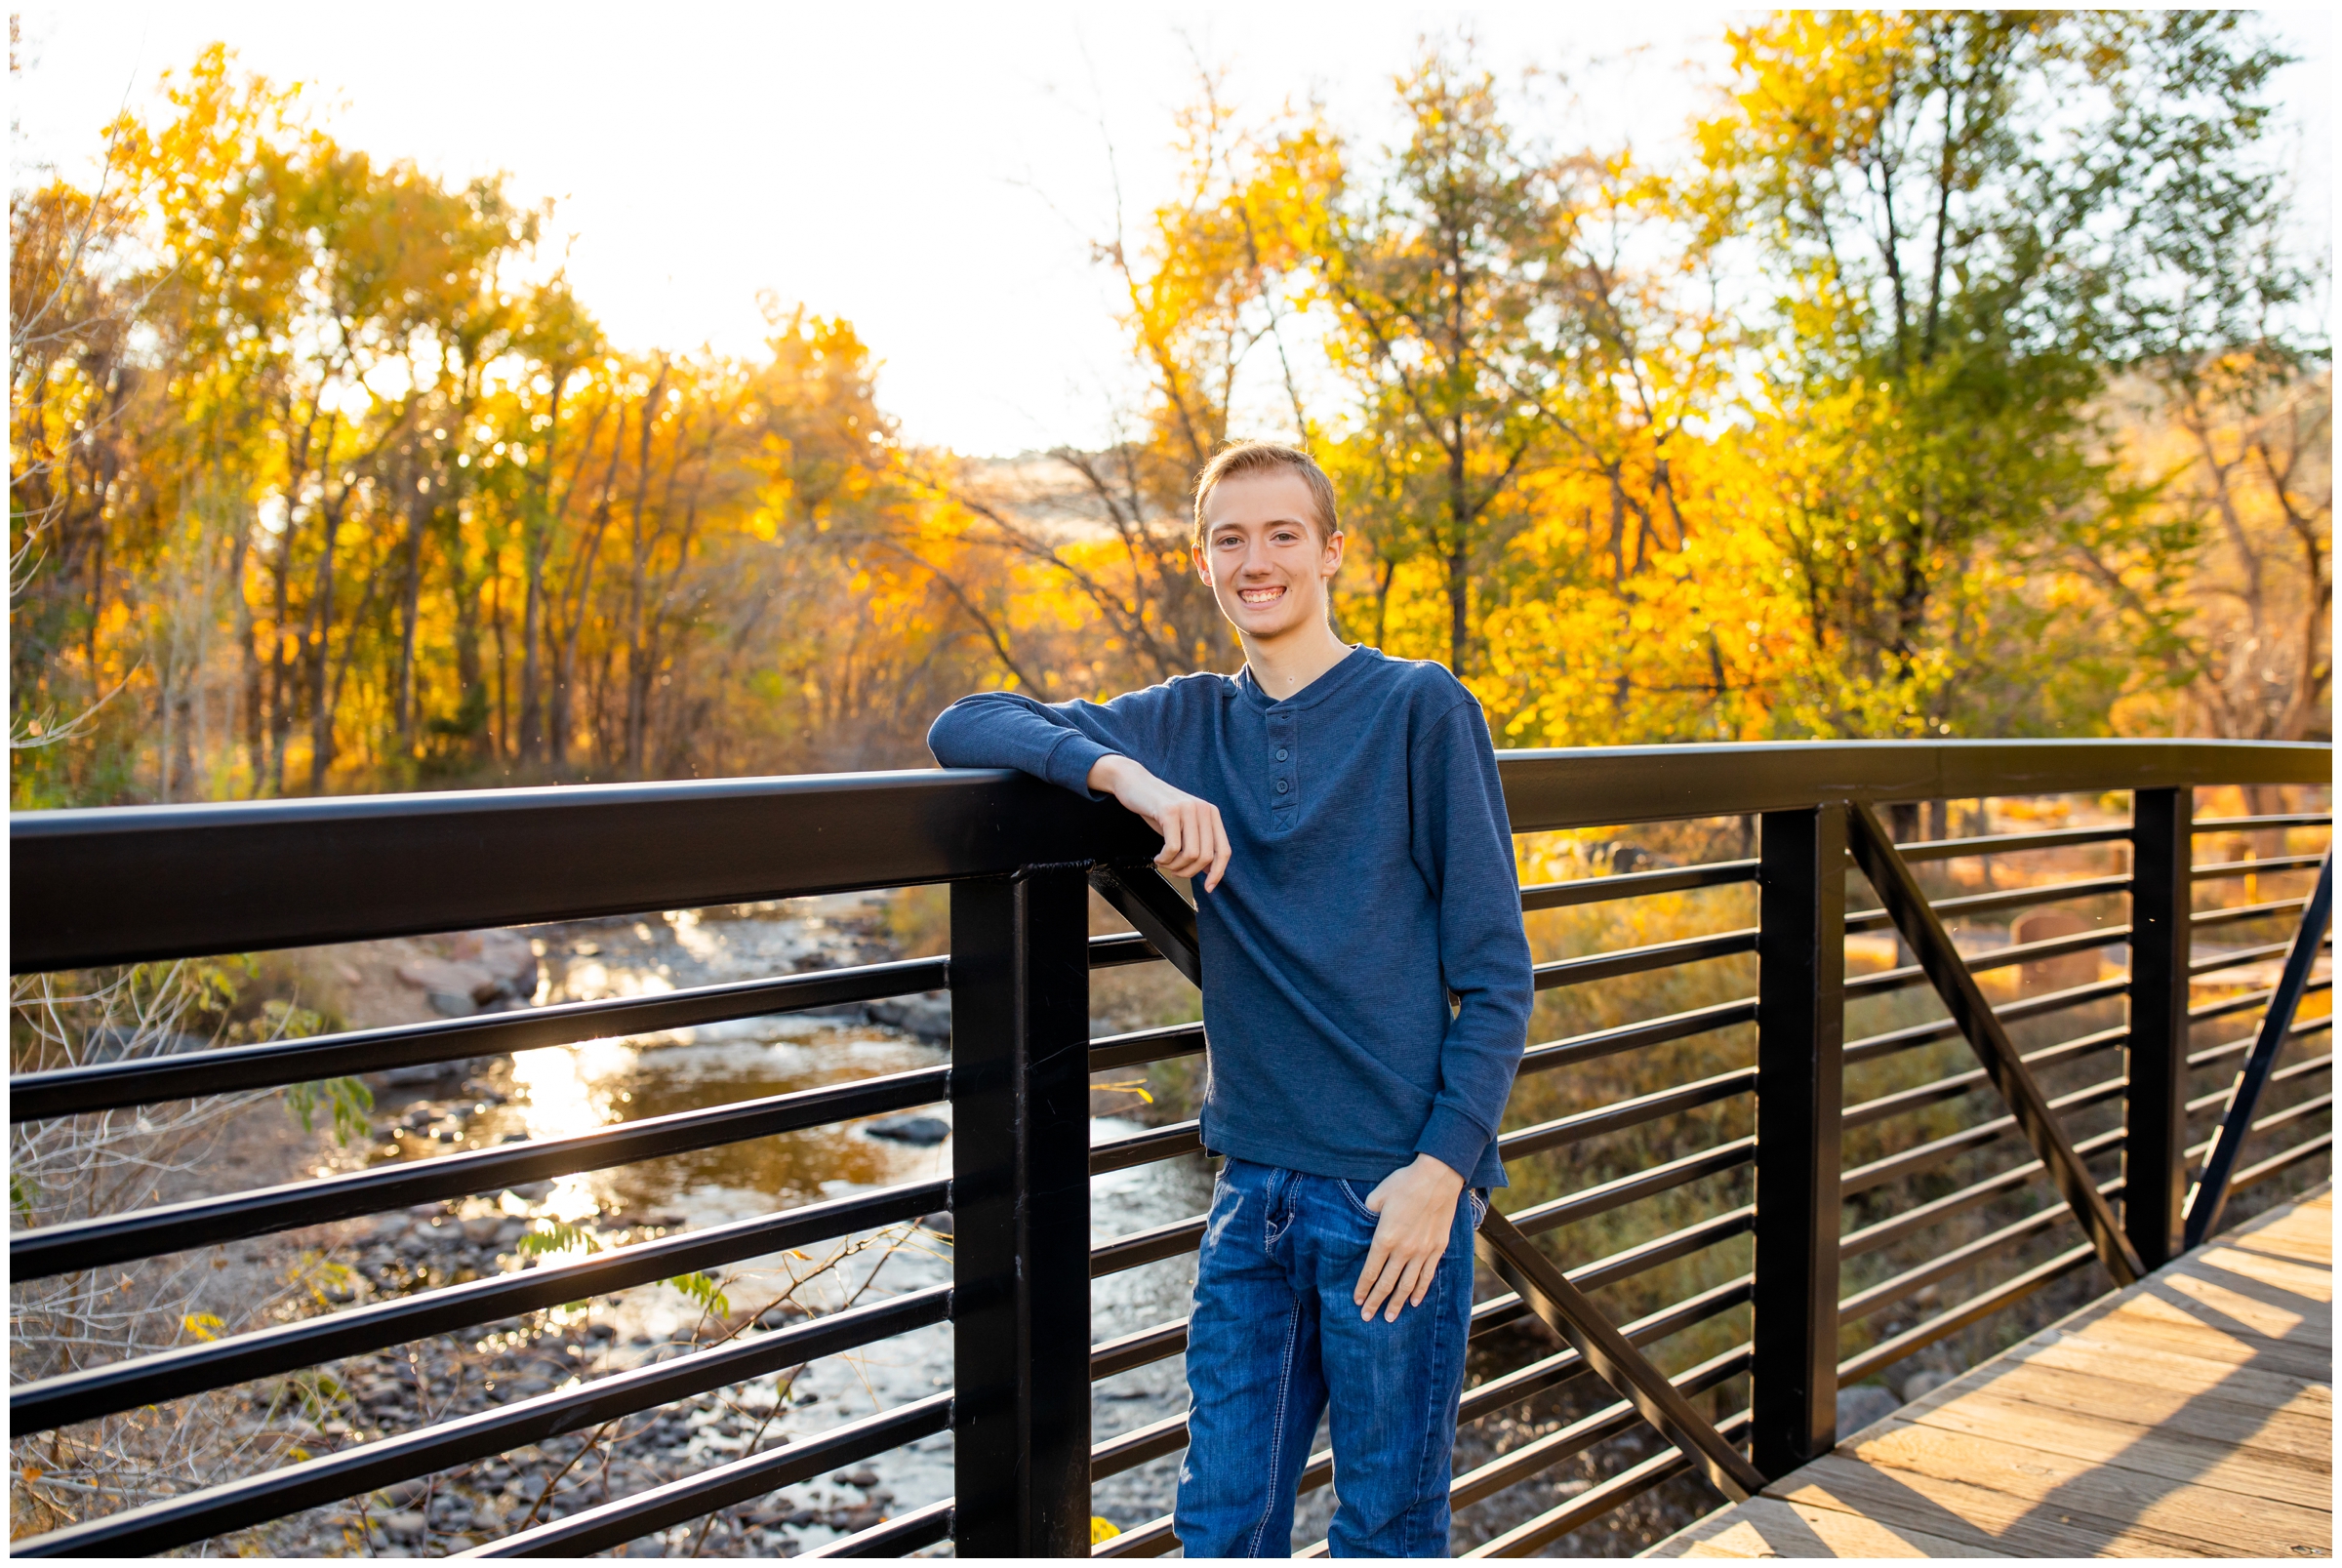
left=396, top=1021, right=950, bottom=1228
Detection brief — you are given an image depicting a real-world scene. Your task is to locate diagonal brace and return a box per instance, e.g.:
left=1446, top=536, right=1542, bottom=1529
left=1846, top=800, right=2144, bottom=1287
left=1088, top=864, right=1201, bottom=987
left=1475, top=1209, right=1765, bottom=1502
left=2185, top=848, right=2334, bottom=1250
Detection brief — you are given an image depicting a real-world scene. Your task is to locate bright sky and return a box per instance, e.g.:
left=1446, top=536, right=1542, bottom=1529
left=13, top=4, right=2333, bottom=457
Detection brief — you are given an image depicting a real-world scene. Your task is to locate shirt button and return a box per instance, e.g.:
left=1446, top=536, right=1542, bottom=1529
left=1275, top=779, right=1291, bottom=794
left=1275, top=748, right=1289, bottom=760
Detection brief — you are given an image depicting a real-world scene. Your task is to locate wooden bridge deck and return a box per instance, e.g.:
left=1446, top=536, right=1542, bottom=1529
left=1648, top=1186, right=2332, bottom=1558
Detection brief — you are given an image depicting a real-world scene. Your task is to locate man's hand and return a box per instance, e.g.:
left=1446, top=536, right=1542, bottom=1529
left=1088, top=755, right=1231, bottom=892
left=1353, top=1152, right=1467, bottom=1322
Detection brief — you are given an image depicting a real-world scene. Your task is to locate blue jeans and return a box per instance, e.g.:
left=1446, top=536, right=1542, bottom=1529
left=1173, top=1158, right=1485, bottom=1557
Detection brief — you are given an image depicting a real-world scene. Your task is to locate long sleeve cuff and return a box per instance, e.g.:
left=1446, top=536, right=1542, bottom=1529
left=1413, top=1103, right=1492, bottom=1183
left=1040, top=730, right=1115, bottom=797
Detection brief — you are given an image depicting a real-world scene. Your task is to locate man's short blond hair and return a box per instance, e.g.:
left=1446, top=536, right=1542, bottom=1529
left=1191, top=441, right=1340, bottom=551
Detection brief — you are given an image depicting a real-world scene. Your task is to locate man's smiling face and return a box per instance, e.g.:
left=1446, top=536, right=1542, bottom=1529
left=1193, top=469, right=1344, bottom=642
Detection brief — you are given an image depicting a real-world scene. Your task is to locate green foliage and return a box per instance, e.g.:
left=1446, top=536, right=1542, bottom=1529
left=517, top=1219, right=594, bottom=1258
left=283, top=1074, right=374, bottom=1147
left=665, top=1269, right=731, bottom=1319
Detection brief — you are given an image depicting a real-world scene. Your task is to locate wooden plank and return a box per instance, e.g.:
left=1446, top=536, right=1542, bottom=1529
left=2163, top=1261, right=2336, bottom=1330
left=2189, top=1242, right=2336, bottom=1303
left=1645, top=1496, right=2011, bottom=1558
left=1650, top=1191, right=2332, bottom=1560
left=1905, top=1384, right=2332, bottom=1509
left=1999, top=1331, right=2333, bottom=1422
left=2231, top=1227, right=2334, bottom=1266
left=1768, top=1453, right=2225, bottom=1558
left=2071, top=1300, right=2335, bottom=1380
left=1961, top=1358, right=2332, bottom=1466
left=1831, top=1418, right=2333, bottom=1557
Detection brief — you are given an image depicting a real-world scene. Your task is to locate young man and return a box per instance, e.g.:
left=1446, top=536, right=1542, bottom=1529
left=927, top=441, right=1533, bottom=1556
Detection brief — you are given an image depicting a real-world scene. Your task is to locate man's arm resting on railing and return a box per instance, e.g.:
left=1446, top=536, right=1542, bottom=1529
left=927, top=686, right=1226, bottom=888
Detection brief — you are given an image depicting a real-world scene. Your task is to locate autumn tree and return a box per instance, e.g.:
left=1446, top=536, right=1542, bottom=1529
left=1699, top=11, right=2310, bottom=736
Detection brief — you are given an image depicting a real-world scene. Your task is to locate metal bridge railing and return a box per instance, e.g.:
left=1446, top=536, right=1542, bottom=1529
left=8, top=740, right=2332, bottom=1557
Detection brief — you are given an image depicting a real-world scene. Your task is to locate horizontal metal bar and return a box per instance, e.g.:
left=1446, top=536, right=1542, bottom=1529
left=1844, top=874, right=2130, bottom=934
left=9, top=959, right=951, bottom=1122
left=1519, top=860, right=1756, bottom=911
left=1508, top=1138, right=1756, bottom=1236
left=2253, top=1091, right=2334, bottom=1135
left=797, top=1496, right=956, bottom=1559
left=1091, top=1319, right=1190, bottom=1383
left=1840, top=1074, right=2128, bottom=1197
left=1088, top=1205, right=1755, bottom=1388
left=1090, top=1411, right=1191, bottom=1479
left=1091, top=1216, right=1205, bottom=1279
left=13, top=1065, right=949, bottom=1279
left=465, top=1392, right=955, bottom=1558
left=1570, top=1206, right=1756, bottom=1294
left=19, top=744, right=2324, bottom=975
left=1092, top=1275, right=1755, bottom=1487
left=1838, top=1126, right=2124, bottom=1263
left=1087, top=1022, right=1205, bottom=1073
left=1423, top=1260, right=1753, bottom=1442
left=1846, top=924, right=2131, bottom=1001
left=2192, top=933, right=2332, bottom=978
left=2230, top=1130, right=2333, bottom=1194
left=2193, top=894, right=2317, bottom=932
left=1843, top=977, right=2128, bottom=1067
left=1093, top=1512, right=1181, bottom=1558
left=1841, top=1026, right=2126, bottom=1131
left=11, top=1179, right=948, bottom=1434
left=2192, top=985, right=2281, bottom=1025
left=1090, top=1121, right=1202, bottom=1176
left=2188, top=1055, right=2332, bottom=1117
left=1888, top=824, right=2132, bottom=864
left=1450, top=1345, right=1753, bottom=1511
left=10, top=770, right=1168, bottom=973
left=1837, top=1177, right=2117, bottom=1325
left=2196, top=853, right=2329, bottom=881
left=1458, top=1410, right=1753, bottom=1559
left=1836, top=1242, right=2096, bottom=1387
left=12, top=1290, right=951, bottom=1557
left=1533, top=928, right=1757, bottom=991
left=1088, top=933, right=1162, bottom=969
left=2193, top=814, right=2333, bottom=833
left=2195, top=1004, right=2331, bottom=1083
left=1499, top=1069, right=1755, bottom=1163
left=1517, top=998, right=1758, bottom=1078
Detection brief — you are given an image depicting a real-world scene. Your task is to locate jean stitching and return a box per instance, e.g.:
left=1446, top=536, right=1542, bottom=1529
left=1242, top=1295, right=1307, bottom=1557
left=1335, top=1177, right=1380, bottom=1223
left=1404, top=1226, right=1462, bottom=1554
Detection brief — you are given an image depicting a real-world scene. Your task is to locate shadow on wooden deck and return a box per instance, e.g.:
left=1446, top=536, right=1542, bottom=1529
left=1645, top=1186, right=2332, bottom=1558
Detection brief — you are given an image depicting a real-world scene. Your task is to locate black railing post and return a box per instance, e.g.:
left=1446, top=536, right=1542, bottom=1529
left=949, top=868, right=1094, bottom=1556
left=1752, top=804, right=1845, bottom=1478
left=2126, top=786, right=2193, bottom=1268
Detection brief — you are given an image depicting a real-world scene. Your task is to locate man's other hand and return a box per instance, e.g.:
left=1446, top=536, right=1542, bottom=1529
left=1353, top=1152, right=1467, bottom=1322
left=1088, top=755, right=1231, bottom=892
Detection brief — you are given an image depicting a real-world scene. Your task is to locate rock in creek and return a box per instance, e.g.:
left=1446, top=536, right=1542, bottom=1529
left=866, top=1114, right=949, bottom=1146
left=864, top=993, right=951, bottom=1043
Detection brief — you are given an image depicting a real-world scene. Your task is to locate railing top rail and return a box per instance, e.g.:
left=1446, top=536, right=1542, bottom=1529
left=1494, top=738, right=2326, bottom=833
left=10, top=739, right=2327, bottom=973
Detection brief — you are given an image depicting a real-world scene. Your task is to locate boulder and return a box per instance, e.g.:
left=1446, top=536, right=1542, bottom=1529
left=866, top=994, right=951, bottom=1044
left=867, top=1114, right=950, bottom=1146
left=1836, top=1383, right=1901, bottom=1435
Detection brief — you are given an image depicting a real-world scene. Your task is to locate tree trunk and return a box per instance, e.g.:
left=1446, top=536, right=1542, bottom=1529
left=392, top=464, right=427, bottom=752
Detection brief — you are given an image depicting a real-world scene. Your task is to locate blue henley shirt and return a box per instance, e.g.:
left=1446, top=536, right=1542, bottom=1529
left=926, top=645, right=1534, bottom=1188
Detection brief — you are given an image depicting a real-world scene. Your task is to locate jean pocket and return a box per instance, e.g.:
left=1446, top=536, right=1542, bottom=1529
left=1334, top=1178, right=1383, bottom=1225
left=1467, top=1188, right=1490, bottom=1228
